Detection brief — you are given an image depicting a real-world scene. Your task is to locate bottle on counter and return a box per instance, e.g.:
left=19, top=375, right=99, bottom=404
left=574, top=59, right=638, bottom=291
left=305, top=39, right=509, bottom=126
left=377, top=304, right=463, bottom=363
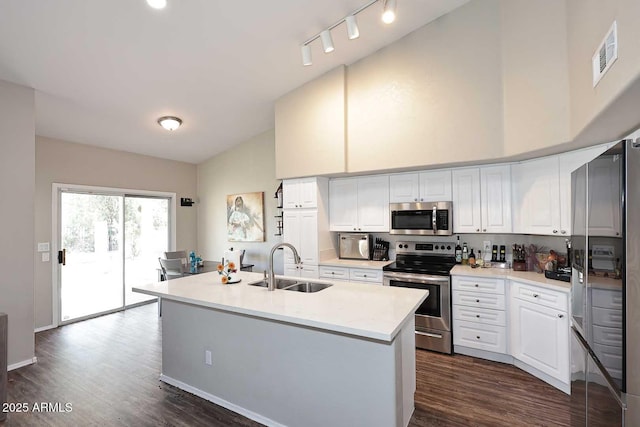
left=455, top=236, right=462, bottom=264
left=499, top=245, right=506, bottom=262
left=468, top=248, right=476, bottom=266
left=476, top=250, right=484, bottom=267
left=492, top=245, right=498, bottom=262
left=462, top=242, right=469, bottom=265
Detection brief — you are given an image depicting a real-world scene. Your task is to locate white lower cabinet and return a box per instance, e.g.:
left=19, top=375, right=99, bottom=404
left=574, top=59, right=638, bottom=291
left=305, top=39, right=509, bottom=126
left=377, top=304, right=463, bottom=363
left=284, top=263, right=319, bottom=278
left=319, top=265, right=383, bottom=285
left=452, top=276, right=507, bottom=354
left=510, top=281, right=569, bottom=387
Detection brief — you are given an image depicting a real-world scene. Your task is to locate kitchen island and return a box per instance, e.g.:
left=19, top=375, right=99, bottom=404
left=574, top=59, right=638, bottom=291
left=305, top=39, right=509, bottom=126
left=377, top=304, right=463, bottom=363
left=133, top=270, right=427, bottom=427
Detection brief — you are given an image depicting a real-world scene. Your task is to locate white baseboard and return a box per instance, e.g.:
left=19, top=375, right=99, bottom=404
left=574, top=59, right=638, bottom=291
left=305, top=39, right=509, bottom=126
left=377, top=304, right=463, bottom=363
left=159, top=374, right=285, bottom=427
left=35, top=324, right=56, bottom=333
left=8, top=357, right=37, bottom=371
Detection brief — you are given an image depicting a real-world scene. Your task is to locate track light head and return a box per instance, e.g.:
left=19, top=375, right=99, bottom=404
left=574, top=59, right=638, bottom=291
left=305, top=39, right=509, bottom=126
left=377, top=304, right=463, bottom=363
left=382, top=0, right=397, bottom=24
left=320, top=30, right=334, bottom=53
left=345, top=15, right=360, bottom=40
left=301, top=45, right=312, bottom=66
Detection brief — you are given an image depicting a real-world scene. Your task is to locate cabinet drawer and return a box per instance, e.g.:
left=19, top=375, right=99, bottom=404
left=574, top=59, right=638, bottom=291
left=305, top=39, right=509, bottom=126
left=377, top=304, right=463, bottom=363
left=592, top=288, right=623, bottom=310
left=511, top=281, right=568, bottom=311
left=452, top=276, right=505, bottom=294
left=592, top=325, right=623, bottom=347
left=453, top=305, right=506, bottom=326
left=349, top=268, right=383, bottom=283
left=453, top=320, right=507, bottom=353
left=591, top=307, right=623, bottom=328
left=453, top=291, right=506, bottom=310
left=593, top=344, right=623, bottom=380
left=318, top=266, right=350, bottom=281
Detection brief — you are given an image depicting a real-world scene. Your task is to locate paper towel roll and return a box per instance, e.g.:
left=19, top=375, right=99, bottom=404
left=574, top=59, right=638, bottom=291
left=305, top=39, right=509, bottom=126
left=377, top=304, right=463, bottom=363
left=224, top=249, right=241, bottom=270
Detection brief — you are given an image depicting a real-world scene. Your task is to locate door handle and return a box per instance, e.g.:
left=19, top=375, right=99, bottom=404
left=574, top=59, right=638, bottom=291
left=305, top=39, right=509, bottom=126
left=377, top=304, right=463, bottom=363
left=432, top=206, right=437, bottom=233
left=58, top=249, right=66, bottom=266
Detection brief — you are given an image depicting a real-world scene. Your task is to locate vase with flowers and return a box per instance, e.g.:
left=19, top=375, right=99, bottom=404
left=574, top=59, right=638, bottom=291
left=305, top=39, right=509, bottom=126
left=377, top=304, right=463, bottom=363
left=217, top=260, right=239, bottom=284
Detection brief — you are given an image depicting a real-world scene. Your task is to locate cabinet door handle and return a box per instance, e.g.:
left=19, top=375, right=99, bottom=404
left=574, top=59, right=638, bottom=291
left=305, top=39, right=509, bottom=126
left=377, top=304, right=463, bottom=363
left=363, top=274, right=367, bottom=278
left=414, top=198, right=418, bottom=202
left=553, top=230, right=558, bottom=234
left=561, top=230, right=567, bottom=234
left=476, top=228, right=480, bottom=232
left=533, top=294, right=539, bottom=298
left=476, top=314, right=480, bottom=318
left=476, top=336, right=481, bottom=340
left=476, top=299, right=480, bottom=303
left=558, top=314, right=564, bottom=318
left=483, top=229, right=486, bottom=232
left=475, top=284, right=479, bottom=287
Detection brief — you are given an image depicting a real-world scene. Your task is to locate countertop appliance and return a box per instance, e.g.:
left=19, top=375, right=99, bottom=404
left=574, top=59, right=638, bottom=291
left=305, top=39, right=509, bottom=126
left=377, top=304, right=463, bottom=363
left=389, top=201, right=453, bottom=236
left=383, top=241, right=456, bottom=354
left=570, top=137, right=640, bottom=425
left=338, top=233, right=371, bottom=260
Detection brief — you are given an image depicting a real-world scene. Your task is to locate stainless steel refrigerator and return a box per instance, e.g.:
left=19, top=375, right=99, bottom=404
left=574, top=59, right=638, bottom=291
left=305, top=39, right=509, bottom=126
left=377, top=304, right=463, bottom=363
left=570, top=137, right=640, bottom=426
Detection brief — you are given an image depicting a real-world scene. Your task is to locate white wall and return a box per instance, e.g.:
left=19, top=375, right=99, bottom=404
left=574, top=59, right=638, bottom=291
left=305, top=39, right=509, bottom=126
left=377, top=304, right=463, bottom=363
left=0, top=80, right=35, bottom=367
left=35, top=136, right=197, bottom=329
left=197, top=129, right=283, bottom=274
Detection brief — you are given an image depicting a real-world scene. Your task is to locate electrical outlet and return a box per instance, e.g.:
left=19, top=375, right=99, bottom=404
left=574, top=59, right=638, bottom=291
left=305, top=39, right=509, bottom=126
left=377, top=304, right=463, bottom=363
left=482, top=240, right=491, bottom=253
left=42, top=252, right=50, bottom=262
left=205, top=350, right=212, bottom=366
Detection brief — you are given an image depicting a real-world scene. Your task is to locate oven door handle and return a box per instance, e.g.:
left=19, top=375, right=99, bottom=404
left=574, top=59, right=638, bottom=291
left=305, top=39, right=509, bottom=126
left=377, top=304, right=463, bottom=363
left=416, top=331, right=443, bottom=339
left=383, top=271, right=449, bottom=284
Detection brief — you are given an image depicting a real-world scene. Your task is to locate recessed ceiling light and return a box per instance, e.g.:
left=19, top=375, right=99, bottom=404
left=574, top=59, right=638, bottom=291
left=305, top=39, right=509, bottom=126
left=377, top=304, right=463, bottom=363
left=157, top=116, right=182, bottom=131
left=147, top=0, right=167, bottom=10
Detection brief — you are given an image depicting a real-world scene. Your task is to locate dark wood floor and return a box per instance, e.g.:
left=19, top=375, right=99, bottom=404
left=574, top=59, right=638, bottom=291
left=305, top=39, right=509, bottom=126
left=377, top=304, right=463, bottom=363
left=4, top=303, right=571, bottom=426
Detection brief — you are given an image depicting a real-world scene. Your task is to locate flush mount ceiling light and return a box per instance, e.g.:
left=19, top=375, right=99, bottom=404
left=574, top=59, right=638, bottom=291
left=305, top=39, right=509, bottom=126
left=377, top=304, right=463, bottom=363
left=157, top=116, right=182, bottom=131
left=146, top=0, right=167, bottom=9
left=300, top=0, right=397, bottom=66
left=382, top=0, right=397, bottom=24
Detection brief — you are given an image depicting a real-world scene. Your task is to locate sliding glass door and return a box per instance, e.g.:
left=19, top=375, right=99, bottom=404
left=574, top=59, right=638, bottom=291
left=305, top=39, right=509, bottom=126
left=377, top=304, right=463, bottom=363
left=59, top=189, right=170, bottom=323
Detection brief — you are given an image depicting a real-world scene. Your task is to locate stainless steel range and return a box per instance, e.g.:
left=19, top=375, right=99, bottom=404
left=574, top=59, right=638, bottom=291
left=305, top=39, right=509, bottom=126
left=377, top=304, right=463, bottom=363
left=383, top=241, right=456, bottom=354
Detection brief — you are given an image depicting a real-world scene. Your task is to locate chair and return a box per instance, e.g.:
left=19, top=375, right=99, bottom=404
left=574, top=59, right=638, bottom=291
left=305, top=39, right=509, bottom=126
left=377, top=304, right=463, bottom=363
left=158, top=258, right=185, bottom=280
left=164, top=250, right=187, bottom=264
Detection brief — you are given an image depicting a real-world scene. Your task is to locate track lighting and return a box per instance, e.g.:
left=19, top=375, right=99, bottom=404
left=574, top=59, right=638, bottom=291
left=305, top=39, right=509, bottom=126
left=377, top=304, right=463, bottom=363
left=320, top=30, right=335, bottom=53
left=345, top=15, right=360, bottom=40
left=301, top=44, right=312, bottom=66
left=382, top=0, right=397, bottom=24
left=299, top=0, right=397, bottom=66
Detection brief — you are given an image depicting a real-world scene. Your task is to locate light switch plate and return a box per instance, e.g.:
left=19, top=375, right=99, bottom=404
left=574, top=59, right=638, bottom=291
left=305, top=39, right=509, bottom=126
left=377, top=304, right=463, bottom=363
left=483, top=240, right=492, bottom=260
left=37, top=242, right=50, bottom=252
left=42, top=252, right=50, bottom=262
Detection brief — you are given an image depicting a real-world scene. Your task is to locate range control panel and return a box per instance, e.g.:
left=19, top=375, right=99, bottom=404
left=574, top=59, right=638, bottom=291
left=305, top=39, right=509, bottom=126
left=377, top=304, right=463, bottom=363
left=395, top=241, right=455, bottom=256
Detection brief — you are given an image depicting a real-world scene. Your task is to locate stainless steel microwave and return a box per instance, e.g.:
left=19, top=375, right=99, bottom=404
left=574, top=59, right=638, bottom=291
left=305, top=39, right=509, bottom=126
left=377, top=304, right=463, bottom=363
left=389, top=201, right=453, bottom=236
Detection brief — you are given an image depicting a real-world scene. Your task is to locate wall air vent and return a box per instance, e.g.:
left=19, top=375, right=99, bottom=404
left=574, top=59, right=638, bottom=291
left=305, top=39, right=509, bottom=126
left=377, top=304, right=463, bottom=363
left=592, top=21, right=618, bottom=87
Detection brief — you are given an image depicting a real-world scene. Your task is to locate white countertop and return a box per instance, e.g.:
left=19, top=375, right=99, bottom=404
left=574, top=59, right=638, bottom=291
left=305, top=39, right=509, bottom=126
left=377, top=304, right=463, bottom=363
left=319, top=258, right=393, bottom=269
left=133, top=271, right=427, bottom=342
left=450, top=265, right=572, bottom=292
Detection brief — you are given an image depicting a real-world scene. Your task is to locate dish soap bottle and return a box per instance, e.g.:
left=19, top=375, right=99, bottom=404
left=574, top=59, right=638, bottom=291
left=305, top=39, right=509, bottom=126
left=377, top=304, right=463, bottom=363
left=455, top=236, right=462, bottom=264
left=476, top=250, right=484, bottom=267
left=462, top=242, right=469, bottom=265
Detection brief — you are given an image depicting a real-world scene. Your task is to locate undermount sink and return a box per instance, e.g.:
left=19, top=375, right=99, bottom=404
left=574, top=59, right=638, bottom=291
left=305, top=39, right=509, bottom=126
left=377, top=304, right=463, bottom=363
left=248, top=277, right=298, bottom=289
left=281, top=282, right=333, bottom=293
left=248, top=278, right=332, bottom=293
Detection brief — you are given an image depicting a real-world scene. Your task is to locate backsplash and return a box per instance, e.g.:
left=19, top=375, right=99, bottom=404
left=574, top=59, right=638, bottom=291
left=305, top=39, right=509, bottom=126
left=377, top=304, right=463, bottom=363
left=370, top=232, right=570, bottom=263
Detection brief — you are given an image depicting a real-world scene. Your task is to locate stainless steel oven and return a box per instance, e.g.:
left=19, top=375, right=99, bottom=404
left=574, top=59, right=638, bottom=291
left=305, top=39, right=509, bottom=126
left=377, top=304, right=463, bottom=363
left=383, top=241, right=456, bottom=354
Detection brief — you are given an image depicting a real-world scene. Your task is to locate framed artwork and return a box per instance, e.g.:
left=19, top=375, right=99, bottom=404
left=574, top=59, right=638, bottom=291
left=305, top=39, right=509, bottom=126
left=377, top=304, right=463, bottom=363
left=227, top=192, right=265, bottom=242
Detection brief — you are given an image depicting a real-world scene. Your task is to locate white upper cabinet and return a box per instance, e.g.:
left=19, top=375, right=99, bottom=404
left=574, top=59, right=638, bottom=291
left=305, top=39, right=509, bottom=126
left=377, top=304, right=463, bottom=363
left=452, top=166, right=511, bottom=233
left=283, top=177, right=319, bottom=209
left=512, top=143, right=611, bottom=236
left=330, top=175, right=389, bottom=232
left=512, top=156, right=562, bottom=235
left=390, top=170, right=452, bottom=203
